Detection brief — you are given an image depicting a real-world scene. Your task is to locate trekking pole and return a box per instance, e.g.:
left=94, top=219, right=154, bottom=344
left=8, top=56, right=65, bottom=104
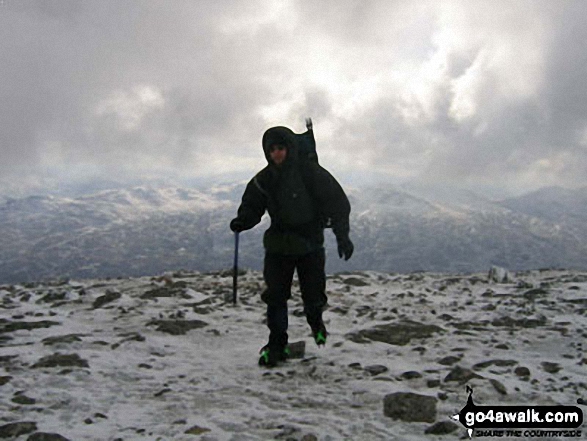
left=232, top=231, right=239, bottom=305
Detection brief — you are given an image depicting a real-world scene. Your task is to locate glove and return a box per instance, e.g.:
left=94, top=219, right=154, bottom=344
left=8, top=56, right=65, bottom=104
left=337, top=236, right=354, bottom=261
left=230, top=218, right=245, bottom=233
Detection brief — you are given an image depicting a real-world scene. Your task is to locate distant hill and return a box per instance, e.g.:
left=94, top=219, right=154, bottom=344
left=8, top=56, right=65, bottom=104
left=1, top=184, right=586, bottom=284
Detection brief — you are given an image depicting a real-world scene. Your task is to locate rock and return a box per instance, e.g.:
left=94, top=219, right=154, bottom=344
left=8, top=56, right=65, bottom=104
left=399, top=371, right=422, bottom=380
left=437, top=355, right=461, bottom=366
left=473, top=359, right=518, bottom=370
left=0, top=320, right=60, bottom=334
left=491, top=315, right=547, bottom=328
left=514, top=366, right=531, bottom=378
left=12, top=394, right=36, bottom=405
left=92, top=290, right=121, bottom=309
left=364, top=365, right=388, bottom=376
left=154, top=388, right=172, bottom=397
left=490, top=379, right=508, bottom=395
left=141, top=286, right=185, bottom=300
left=488, top=266, right=512, bottom=283
left=383, top=392, right=437, bottom=423
left=424, top=421, right=460, bottom=435
left=444, top=366, right=483, bottom=384
left=523, top=288, right=549, bottom=301
left=31, top=353, right=89, bottom=369
left=346, top=320, right=444, bottom=346
left=148, top=319, right=207, bottom=335
left=27, top=433, right=71, bottom=441
left=37, top=292, right=67, bottom=304
left=541, top=361, right=562, bottom=374
left=185, top=425, right=211, bottom=435
left=0, top=422, right=37, bottom=438
left=287, top=341, right=306, bottom=359
left=42, top=334, right=83, bottom=346
left=343, top=277, right=370, bottom=287
left=301, top=435, right=318, bottom=441
left=0, top=376, right=13, bottom=386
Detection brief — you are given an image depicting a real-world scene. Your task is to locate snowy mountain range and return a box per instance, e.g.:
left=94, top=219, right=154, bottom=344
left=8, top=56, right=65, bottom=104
left=1, top=183, right=587, bottom=284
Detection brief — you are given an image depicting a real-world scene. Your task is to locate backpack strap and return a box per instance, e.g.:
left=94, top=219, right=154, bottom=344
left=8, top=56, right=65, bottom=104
left=298, top=164, right=332, bottom=229
left=253, top=176, right=269, bottom=198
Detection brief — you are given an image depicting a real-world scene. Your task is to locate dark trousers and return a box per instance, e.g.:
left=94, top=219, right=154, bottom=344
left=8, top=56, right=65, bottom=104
left=262, top=248, right=327, bottom=349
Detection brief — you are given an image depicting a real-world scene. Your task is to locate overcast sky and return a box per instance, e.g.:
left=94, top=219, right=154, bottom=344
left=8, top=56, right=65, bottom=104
left=1, top=0, right=586, bottom=195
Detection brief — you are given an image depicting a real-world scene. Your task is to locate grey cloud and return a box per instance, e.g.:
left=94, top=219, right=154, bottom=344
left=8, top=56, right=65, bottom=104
left=2, top=0, right=587, bottom=193
left=0, top=0, right=272, bottom=177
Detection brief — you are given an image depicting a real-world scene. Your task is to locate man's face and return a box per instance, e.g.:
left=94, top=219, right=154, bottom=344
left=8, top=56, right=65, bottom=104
left=270, top=144, right=287, bottom=165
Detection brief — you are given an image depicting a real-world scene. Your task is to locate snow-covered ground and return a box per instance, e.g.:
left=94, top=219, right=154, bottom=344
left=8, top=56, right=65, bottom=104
left=0, top=269, right=585, bottom=440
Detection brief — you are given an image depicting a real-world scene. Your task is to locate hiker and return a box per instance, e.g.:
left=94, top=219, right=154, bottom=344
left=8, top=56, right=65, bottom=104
left=229, top=123, right=354, bottom=367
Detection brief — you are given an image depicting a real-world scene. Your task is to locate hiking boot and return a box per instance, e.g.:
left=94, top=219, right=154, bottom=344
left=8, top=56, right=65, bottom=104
left=258, top=345, right=289, bottom=367
left=310, top=316, right=328, bottom=346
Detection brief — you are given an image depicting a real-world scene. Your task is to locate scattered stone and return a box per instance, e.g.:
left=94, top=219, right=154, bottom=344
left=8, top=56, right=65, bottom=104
left=399, top=371, right=422, bottom=380
left=0, top=422, right=37, bottom=438
left=346, top=320, right=444, bottom=346
left=424, top=421, right=460, bottom=435
left=383, top=392, right=437, bottom=423
left=301, top=435, right=318, bottom=441
left=111, top=332, right=146, bottom=349
left=541, top=362, right=562, bottom=374
left=154, top=388, right=172, bottom=397
left=92, top=290, right=121, bottom=309
left=491, top=315, right=547, bottom=328
left=438, top=314, right=454, bottom=321
left=437, top=355, right=461, bottom=366
left=141, top=285, right=185, bottom=300
left=490, top=379, right=508, bottom=395
left=473, top=359, right=518, bottom=370
left=0, top=376, right=12, bottom=386
left=444, top=366, right=483, bottom=384
left=343, top=277, right=370, bottom=287
left=12, top=394, right=36, bottom=405
left=0, top=320, right=60, bottom=334
left=185, top=425, right=211, bottom=435
left=364, top=365, right=388, bottom=376
left=287, top=341, right=305, bottom=359
left=31, top=353, right=89, bottom=369
left=523, top=288, right=549, bottom=301
left=148, top=319, right=207, bottom=335
left=37, top=292, right=67, bottom=304
left=427, top=379, right=441, bottom=388
left=27, top=433, right=71, bottom=441
left=42, top=334, right=83, bottom=346
left=488, top=266, right=512, bottom=283
left=514, top=366, right=531, bottom=378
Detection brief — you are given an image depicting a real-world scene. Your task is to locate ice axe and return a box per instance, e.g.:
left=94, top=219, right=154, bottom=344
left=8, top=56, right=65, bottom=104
left=232, top=231, right=239, bottom=304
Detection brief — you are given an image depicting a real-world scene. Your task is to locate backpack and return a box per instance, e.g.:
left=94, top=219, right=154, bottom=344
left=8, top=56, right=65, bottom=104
left=295, top=118, right=332, bottom=228
left=294, top=118, right=318, bottom=164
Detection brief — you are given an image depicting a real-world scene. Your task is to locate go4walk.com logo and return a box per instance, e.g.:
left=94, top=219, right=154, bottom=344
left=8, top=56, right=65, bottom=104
left=452, top=386, right=584, bottom=438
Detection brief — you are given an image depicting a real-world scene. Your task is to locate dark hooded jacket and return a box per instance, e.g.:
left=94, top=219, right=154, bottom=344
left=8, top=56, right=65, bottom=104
left=235, top=126, right=351, bottom=255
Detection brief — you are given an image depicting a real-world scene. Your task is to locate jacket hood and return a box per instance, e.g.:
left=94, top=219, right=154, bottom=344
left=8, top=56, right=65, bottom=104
left=262, top=126, right=298, bottom=165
